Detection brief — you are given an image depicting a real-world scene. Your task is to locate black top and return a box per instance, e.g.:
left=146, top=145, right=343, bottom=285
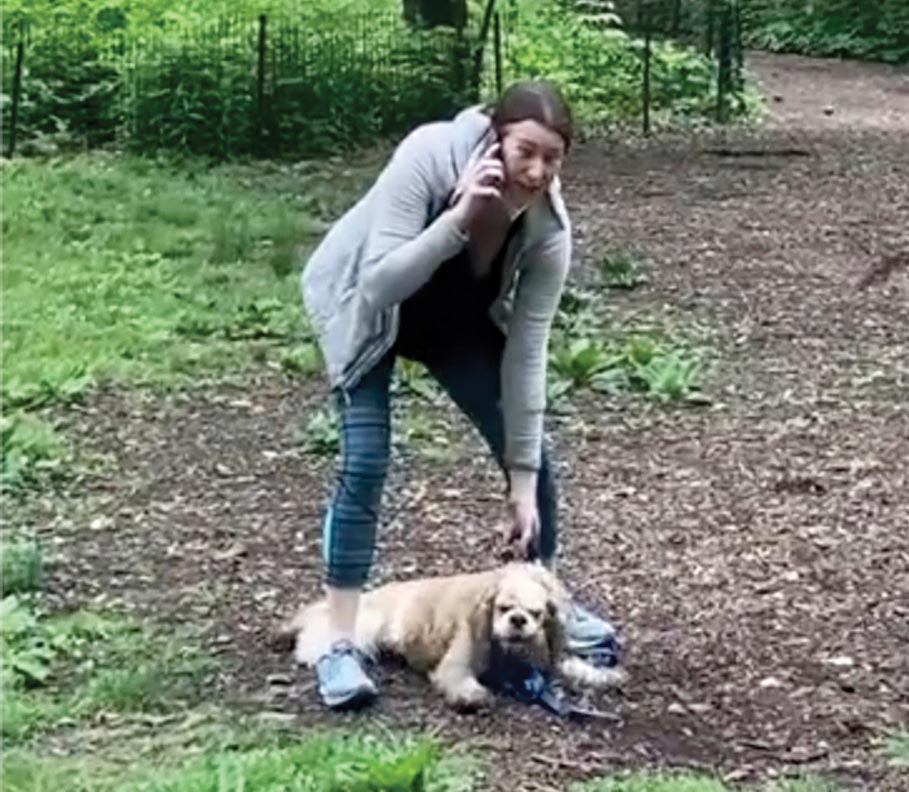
left=395, top=218, right=523, bottom=360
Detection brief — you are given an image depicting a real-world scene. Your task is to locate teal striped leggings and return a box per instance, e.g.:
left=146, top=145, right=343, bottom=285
left=321, top=332, right=558, bottom=589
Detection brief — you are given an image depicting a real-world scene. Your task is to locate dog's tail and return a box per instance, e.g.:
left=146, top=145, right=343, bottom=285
left=269, top=602, right=318, bottom=656
left=273, top=598, right=387, bottom=667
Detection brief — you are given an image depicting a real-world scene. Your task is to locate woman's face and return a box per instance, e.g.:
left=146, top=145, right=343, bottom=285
left=499, top=119, right=566, bottom=209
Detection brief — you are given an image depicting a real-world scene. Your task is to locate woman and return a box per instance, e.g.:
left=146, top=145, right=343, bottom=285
left=300, top=80, right=616, bottom=710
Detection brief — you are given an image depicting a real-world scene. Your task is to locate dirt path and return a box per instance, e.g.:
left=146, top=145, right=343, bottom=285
left=19, top=54, right=909, bottom=790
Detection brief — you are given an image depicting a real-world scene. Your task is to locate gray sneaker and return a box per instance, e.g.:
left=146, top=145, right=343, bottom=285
left=564, top=601, right=621, bottom=667
left=315, top=640, right=378, bottom=710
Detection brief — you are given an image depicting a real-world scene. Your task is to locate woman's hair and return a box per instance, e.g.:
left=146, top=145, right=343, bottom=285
left=487, top=80, right=574, bottom=150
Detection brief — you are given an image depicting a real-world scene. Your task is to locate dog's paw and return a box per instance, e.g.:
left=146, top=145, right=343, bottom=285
left=444, top=677, right=493, bottom=712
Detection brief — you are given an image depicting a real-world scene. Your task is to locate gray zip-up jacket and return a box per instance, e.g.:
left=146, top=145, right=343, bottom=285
left=300, top=105, right=571, bottom=473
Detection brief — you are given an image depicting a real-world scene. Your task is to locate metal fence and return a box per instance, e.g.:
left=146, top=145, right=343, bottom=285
left=2, top=1, right=747, bottom=159
left=596, top=0, right=745, bottom=129
left=2, top=10, right=480, bottom=159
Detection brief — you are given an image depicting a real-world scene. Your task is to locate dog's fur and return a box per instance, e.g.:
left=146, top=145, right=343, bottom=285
left=280, top=562, right=623, bottom=710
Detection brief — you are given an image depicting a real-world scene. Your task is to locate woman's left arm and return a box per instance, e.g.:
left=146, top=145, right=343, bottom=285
left=500, top=229, right=571, bottom=505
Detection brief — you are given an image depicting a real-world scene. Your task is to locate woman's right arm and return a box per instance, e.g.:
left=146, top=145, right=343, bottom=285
left=358, top=125, right=467, bottom=311
left=359, top=128, right=503, bottom=311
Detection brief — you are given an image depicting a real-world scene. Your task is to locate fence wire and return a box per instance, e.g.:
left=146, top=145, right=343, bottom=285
left=3, top=2, right=750, bottom=159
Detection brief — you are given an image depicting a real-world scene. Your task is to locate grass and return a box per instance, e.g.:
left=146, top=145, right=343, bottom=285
left=1, top=154, right=324, bottom=411
left=882, top=729, right=909, bottom=767
left=1, top=593, right=214, bottom=743
left=1, top=152, right=713, bottom=492
left=1, top=536, right=44, bottom=595
left=2, top=721, right=475, bottom=792
left=0, top=151, right=385, bottom=493
left=0, top=524, right=476, bottom=792
left=1, top=413, right=67, bottom=494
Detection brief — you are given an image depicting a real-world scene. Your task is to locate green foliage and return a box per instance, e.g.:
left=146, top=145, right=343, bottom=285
left=2, top=0, right=471, bottom=159
left=2, top=727, right=473, bottom=792
left=548, top=288, right=706, bottom=406
left=395, top=359, right=442, bottom=403
left=280, top=343, right=324, bottom=377
left=882, top=729, right=909, bottom=767
left=0, top=538, right=43, bottom=596
left=503, top=0, right=745, bottom=129
left=743, top=0, right=909, bottom=63
left=2, top=154, right=318, bottom=415
left=299, top=407, right=342, bottom=457
left=1, top=595, right=213, bottom=743
left=2, top=0, right=751, bottom=160
left=598, top=248, right=649, bottom=289
left=1, top=414, right=66, bottom=494
left=549, top=331, right=703, bottom=404
left=120, top=736, right=447, bottom=792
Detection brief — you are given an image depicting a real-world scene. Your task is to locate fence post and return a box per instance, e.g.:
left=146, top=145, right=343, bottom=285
left=671, top=0, right=682, bottom=36
left=716, top=1, right=732, bottom=123
left=493, top=11, right=503, bottom=96
left=472, top=0, right=497, bottom=94
left=641, top=1, right=651, bottom=136
left=733, top=0, right=744, bottom=90
left=257, top=13, right=267, bottom=151
left=705, top=0, right=715, bottom=57
left=6, top=38, right=25, bottom=158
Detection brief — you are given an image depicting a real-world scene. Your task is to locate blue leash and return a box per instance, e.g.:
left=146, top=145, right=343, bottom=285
left=481, top=638, right=621, bottom=722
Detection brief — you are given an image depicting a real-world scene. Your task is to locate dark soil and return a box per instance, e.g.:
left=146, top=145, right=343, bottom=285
left=12, top=53, right=909, bottom=791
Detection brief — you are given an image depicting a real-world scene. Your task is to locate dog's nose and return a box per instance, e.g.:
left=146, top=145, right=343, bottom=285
left=509, top=613, right=527, bottom=629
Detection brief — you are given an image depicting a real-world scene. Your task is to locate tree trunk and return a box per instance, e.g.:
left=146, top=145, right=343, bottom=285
left=403, top=0, right=467, bottom=29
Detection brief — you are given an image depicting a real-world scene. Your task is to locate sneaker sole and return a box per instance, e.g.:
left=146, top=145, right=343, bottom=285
left=322, top=685, right=378, bottom=712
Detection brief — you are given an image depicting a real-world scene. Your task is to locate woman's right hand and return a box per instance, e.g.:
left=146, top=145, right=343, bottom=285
left=450, top=143, right=505, bottom=232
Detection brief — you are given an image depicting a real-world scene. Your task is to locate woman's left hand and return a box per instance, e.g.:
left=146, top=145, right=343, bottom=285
left=504, top=494, right=540, bottom=560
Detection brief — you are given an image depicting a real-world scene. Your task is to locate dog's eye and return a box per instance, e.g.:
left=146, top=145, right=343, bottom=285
left=496, top=605, right=510, bottom=615
left=528, top=609, right=542, bottom=620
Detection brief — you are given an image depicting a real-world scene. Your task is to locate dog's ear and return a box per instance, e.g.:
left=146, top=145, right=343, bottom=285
left=467, top=575, right=499, bottom=664
left=531, top=566, right=571, bottom=668
left=544, top=596, right=567, bottom=668
left=528, top=564, right=571, bottom=609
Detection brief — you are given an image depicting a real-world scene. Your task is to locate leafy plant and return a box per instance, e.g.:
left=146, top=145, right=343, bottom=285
left=881, top=728, right=909, bottom=767
left=280, top=343, right=323, bottom=376
left=1, top=596, right=55, bottom=688
left=1, top=596, right=214, bottom=742
left=741, top=0, right=909, bottom=64
left=503, top=0, right=748, bottom=131
left=299, top=407, right=341, bottom=457
left=1, top=538, right=43, bottom=596
left=598, top=248, right=648, bottom=289
left=549, top=327, right=704, bottom=404
left=395, top=359, right=441, bottom=403
left=629, top=352, right=703, bottom=402
left=0, top=414, right=65, bottom=493
left=551, top=337, right=610, bottom=388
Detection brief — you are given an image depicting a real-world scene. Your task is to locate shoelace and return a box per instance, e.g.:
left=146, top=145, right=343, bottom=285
left=320, top=642, right=369, bottom=678
left=574, top=635, right=621, bottom=669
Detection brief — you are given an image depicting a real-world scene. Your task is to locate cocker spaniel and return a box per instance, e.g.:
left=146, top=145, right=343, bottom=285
left=280, top=562, right=623, bottom=710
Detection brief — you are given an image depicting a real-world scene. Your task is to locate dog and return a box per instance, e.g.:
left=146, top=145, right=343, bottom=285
left=279, top=562, right=624, bottom=710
